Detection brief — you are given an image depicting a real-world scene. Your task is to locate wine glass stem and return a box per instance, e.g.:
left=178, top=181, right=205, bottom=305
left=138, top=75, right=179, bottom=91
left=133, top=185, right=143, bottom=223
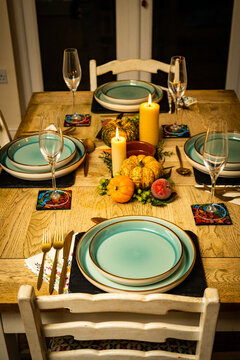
left=50, top=162, right=57, bottom=195
left=72, top=90, right=76, bottom=115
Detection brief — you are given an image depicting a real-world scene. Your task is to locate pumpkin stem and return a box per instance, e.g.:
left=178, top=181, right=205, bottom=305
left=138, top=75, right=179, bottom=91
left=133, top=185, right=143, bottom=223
left=114, top=186, right=119, bottom=190
left=139, top=160, right=144, bottom=168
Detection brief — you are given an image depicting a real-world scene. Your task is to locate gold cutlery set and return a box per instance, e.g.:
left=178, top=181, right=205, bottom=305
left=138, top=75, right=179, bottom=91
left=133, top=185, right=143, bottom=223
left=37, top=230, right=74, bottom=294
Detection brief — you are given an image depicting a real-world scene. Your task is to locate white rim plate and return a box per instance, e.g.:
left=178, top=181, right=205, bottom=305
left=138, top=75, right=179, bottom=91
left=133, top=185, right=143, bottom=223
left=89, top=219, right=183, bottom=286
left=94, top=83, right=163, bottom=112
left=0, top=136, right=86, bottom=181
left=76, top=216, right=196, bottom=294
left=184, top=133, right=240, bottom=178
left=101, top=80, right=156, bottom=105
left=7, top=135, right=77, bottom=172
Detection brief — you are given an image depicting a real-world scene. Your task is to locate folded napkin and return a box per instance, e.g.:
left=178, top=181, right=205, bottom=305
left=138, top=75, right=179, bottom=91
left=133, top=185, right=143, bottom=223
left=25, top=234, right=77, bottom=293
left=0, top=169, right=75, bottom=188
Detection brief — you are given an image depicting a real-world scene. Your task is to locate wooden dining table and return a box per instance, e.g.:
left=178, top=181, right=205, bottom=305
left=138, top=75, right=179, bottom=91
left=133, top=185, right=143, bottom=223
left=0, top=89, right=240, bottom=359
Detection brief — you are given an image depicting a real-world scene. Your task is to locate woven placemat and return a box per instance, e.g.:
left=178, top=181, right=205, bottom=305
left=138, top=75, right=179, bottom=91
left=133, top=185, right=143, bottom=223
left=69, top=230, right=206, bottom=297
left=0, top=169, right=75, bottom=188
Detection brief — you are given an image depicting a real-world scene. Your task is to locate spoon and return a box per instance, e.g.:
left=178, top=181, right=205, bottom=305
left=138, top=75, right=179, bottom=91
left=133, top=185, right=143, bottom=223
left=83, top=138, right=95, bottom=177
left=175, top=145, right=191, bottom=176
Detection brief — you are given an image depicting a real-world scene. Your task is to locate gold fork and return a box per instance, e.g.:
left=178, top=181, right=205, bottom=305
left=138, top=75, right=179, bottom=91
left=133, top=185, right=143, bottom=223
left=37, top=230, right=52, bottom=290
left=49, top=229, right=64, bottom=294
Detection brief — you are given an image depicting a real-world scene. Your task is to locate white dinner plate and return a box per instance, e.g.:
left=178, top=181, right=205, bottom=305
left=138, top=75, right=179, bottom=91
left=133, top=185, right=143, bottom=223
left=7, top=135, right=76, bottom=172
left=0, top=136, right=85, bottom=181
left=89, top=219, right=183, bottom=286
left=184, top=134, right=240, bottom=178
left=76, top=216, right=196, bottom=294
left=94, top=83, right=163, bottom=112
left=101, top=80, right=156, bottom=105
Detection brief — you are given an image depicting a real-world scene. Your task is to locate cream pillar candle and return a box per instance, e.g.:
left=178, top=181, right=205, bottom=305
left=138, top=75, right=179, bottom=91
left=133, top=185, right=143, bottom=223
left=139, top=94, right=160, bottom=147
left=111, top=127, right=126, bottom=176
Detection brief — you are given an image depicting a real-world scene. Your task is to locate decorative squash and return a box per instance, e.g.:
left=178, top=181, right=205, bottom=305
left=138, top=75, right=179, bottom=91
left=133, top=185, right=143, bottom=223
left=101, top=118, right=138, bottom=146
left=120, top=155, right=163, bottom=189
left=107, top=175, right=135, bottom=203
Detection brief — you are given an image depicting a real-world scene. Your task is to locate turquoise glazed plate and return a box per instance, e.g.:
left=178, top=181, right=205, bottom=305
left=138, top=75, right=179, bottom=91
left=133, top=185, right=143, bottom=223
left=7, top=135, right=76, bottom=171
left=89, top=220, right=183, bottom=286
left=101, top=80, right=156, bottom=105
left=76, top=216, right=196, bottom=294
left=0, top=136, right=85, bottom=181
left=194, top=132, right=240, bottom=170
left=94, top=83, right=163, bottom=112
left=184, top=134, right=240, bottom=178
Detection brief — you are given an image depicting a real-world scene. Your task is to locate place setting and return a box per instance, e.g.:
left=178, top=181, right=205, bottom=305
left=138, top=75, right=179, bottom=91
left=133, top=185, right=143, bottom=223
left=183, top=119, right=240, bottom=225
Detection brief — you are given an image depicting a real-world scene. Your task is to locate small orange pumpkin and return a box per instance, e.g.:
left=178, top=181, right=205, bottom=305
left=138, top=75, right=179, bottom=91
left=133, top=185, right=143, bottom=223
left=107, top=175, right=134, bottom=203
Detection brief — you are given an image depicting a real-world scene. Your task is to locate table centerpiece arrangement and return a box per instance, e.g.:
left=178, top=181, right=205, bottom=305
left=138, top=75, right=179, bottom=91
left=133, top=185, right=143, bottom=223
left=97, top=114, right=176, bottom=206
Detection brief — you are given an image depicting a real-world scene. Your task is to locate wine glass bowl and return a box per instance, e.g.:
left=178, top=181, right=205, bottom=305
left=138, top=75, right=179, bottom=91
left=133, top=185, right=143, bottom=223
left=201, top=119, right=228, bottom=217
left=39, top=111, right=63, bottom=201
left=63, top=48, right=82, bottom=121
left=168, top=56, right=187, bottom=132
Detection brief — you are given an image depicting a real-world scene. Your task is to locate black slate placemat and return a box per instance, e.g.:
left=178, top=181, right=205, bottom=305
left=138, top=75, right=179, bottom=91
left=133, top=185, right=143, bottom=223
left=91, top=89, right=170, bottom=114
left=193, top=168, right=240, bottom=186
left=0, top=169, right=75, bottom=188
left=69, top=230, right=206, bottom=297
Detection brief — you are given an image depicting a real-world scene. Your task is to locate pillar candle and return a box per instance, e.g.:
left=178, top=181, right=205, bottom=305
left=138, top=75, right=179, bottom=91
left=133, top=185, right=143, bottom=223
left=111, top=127, right=126, bottom=176
left=139, top=94, right=160, bottom=147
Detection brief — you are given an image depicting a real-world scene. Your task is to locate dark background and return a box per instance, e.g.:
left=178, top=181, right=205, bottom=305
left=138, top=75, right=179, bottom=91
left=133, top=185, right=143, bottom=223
left=36, top=0, right=233, bottom=91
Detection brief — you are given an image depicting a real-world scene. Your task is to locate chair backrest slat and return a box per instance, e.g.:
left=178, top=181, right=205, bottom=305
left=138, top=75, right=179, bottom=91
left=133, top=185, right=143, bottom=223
left=37, top=292, right=204, bottom=314
left=43, top=321, right=200, bottom=342
left=89, top=59, right=170, bottom=91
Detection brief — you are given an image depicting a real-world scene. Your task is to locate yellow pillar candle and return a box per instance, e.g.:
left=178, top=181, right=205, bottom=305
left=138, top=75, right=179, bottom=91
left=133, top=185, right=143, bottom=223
left=139, top=94, right=160, bottom=147
left=111, top=127, right=126, bottom=176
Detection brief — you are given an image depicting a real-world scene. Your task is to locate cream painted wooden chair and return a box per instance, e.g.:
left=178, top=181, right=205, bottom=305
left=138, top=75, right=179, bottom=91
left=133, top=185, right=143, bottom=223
left=89, top=59, right=170, bottom=91
left=0, top=110, right=11, bottom=148
left=18, top=285, right=219, bottom=360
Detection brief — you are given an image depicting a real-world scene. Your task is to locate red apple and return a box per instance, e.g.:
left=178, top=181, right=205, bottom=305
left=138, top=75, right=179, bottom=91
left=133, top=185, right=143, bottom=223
left=151, top=179, right=172, bottom=200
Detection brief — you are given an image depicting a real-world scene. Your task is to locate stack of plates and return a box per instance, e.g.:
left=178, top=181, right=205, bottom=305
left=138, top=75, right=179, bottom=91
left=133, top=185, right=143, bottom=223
left=94, top=80, right=163, bottom=112
left=184, top=132, right=240, bottom=178
left=0, top=134, right=86, bottom=181
left=76, top=216, right=196, bottom=294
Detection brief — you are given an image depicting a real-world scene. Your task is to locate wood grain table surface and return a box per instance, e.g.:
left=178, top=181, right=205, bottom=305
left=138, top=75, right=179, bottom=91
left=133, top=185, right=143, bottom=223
left=0, top=90, right=240, bottom=312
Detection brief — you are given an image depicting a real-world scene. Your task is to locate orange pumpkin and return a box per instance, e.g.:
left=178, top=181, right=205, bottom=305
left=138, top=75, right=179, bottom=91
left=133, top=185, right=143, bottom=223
left=107, top=175, right=134, bottom=203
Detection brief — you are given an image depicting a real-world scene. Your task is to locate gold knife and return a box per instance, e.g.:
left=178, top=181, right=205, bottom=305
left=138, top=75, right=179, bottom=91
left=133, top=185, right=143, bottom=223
left=58, top=230, right=74, bottom=294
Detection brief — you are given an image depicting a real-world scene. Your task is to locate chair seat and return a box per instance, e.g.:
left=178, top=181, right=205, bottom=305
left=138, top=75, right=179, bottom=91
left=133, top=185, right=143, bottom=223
left=49, top=336, right=196, bottom=355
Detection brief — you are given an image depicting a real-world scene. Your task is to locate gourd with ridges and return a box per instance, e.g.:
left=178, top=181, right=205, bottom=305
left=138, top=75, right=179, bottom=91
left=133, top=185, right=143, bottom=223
left=107, top=175, right=135, bottom=203
left=101, top=118, right=138, bottom=147
left=120, top=155, right=163, bottom=189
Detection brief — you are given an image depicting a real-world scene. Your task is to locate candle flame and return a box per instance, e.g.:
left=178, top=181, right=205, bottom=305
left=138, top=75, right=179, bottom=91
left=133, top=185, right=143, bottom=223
left=116, top=126, right=120, bottom=140
left=148, top=94, right=152, bottom=105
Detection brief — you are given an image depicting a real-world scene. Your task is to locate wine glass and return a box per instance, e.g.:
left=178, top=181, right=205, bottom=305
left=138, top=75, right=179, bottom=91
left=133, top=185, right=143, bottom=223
left=201, top=119, right=228, bottom=219
left=168, top=56, right=187, bottom=132
left=39, top=111, right=63, bottom=202
left=63, top=48, right=82, bottom=121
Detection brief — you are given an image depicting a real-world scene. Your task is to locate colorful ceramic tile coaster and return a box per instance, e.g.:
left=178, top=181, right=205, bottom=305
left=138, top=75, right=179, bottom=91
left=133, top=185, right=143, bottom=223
left=64, top=114, right=91, bottom=127
left=191, top=203, right=232, bottom=225
left=36, top=190, right=72, bottom=210
left=162, top=124, right=190, bottom=138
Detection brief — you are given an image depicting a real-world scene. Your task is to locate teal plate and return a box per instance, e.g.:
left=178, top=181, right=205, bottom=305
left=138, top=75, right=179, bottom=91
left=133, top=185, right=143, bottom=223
left=101, top=80, right=156, bottom=105
left=76, top=216, right=196, bottom=294
left=7, top=135, right=76, bottom=172
left=0, top=136, right=85, bottom=181
left=94, top=83, right=163, bottom=112
left=89, top=220, right=183, bottom=286
left=194, top=132, right=240, bottom=170
left=184, top=133, right=240, bottom=178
